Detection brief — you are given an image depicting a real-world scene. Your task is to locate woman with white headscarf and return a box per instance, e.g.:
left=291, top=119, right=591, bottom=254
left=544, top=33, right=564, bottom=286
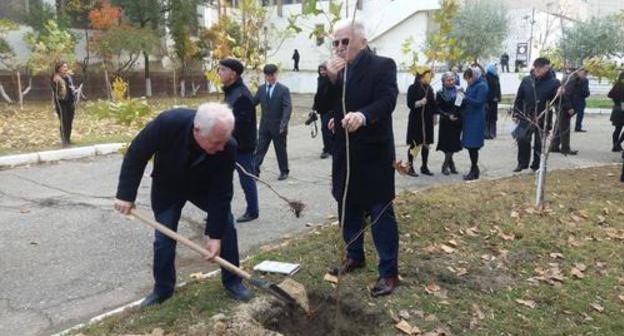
left=460, top=66, right=489, bottom=180
left=436, top=71, right=462, bottom=175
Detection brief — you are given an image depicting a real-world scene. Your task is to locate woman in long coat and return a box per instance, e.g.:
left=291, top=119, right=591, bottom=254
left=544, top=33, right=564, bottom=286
left=608, top=71, right=624, bottom=152
left=484, top=63, right=501, bottom=139
left=406, top=68, right=437, bottom=176
left=460, top=66, right=489, bottom=180
left=436, top=72, right=463, bottom=175
left=51, top=61, right=76, bottom=146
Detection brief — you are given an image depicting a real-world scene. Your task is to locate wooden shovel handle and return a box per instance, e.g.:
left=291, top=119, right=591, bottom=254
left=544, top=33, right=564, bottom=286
left=130, top=209, right=252, bottom=280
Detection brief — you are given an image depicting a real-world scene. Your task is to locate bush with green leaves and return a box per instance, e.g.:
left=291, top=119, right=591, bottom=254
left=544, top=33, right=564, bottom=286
left=86, top=98, right=152, bottom=127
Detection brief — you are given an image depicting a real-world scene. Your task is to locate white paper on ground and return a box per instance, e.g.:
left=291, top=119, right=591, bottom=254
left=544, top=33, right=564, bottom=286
left=253, top=260, right=301, bottom=275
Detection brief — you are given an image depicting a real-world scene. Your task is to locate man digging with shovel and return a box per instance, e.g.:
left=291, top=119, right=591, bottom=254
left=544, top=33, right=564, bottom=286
left=113, top=102, right=252, bottom=306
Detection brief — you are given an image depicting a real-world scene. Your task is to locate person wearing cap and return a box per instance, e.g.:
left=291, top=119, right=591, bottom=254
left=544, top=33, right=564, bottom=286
left=218, top=58, right=259, bottom=223
left=253, top=64, right=292, bottom=181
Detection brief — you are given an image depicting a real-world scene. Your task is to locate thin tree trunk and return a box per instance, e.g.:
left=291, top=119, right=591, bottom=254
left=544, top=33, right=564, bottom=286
left=172, top=66, right=177, bottom=97
left=144, top=51, right=152, bottom=97
left=0, top=83, right=14, bottom=103
left=103, top=66, right=112, bottom=99
left=180, top=79, right=186, bottom=97
left=16, top=71, right=23, bottom=110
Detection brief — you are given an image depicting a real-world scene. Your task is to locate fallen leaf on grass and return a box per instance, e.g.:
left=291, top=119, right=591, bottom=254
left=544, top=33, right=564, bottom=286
left=578, top=210, right=590, bottom=219
left=395, top=320, right=421, bottom=335
left=498, top=232, right=515, bottom=241
left=515, top=299, right=536, bottom=309
left=440, top=244, right=456, bottom=254
left=591, top=303, right=604, bottom=313
left=425, top=283, right=441, bottom=294
left=473, top=304, right=485, bottom=320
left=549, top=252, right=564, bottom=259
left=447, top=239, right=458, bottom=247
left=189, top=272, right=206, bottom=280
left=570, top=267, right=585, bottom=279
left=618, top=295, right=624, bottom=304
left=323, top=273, right=338, bottom=284
left=456, top=268, right=468, bottom=277
left=510, top=210, right=520, bottom=218
left=575, top=263, right=587, bottom=272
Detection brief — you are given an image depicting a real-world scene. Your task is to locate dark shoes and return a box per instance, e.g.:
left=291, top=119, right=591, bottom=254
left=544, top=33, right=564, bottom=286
left=370, top=276, right=399, bottom=297
left=575, top=129, right=587, bottom=133
left=237, top=212, right=258, bottom=223
left=406, top=168, right=418, bottom=177
left=463, top=166, right=480, bottom=181
left=420, top=166, right=434, bottom=176
left=513, top=165, right=528, bottom=173
left=320, top=152, right=330, bottom=159
left=329, top=258, right=365, bottom=276
left=140, top=292, right=172, bottom=307
left=449, top=161, right=458, bottom=174
left=562, top=150, right=578, bottom=156
left=612, top=145, right=623, bottom=152
left=224, top=282, right=253, bottom=302
left=441, top=163, right=450, bottom=175
left=278, top=172, right=289, bottom=181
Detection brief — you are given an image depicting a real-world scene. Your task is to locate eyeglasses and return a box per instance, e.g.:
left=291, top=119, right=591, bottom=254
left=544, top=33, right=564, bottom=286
left=332, top=38, right=350, bottom=47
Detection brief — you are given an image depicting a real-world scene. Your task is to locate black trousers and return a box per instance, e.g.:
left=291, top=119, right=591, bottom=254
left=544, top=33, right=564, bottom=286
left=517, top=127, right=542, bottom=169
left=321, top=113, right=334, bottom=154
left=255, top=130, right=289, bottom=174
left=55, top=100, right=75, bottom=145
left=551, top=110, right=572, bottom=152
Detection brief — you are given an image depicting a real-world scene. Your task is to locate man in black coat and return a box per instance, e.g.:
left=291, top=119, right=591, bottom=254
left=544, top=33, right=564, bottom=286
left=313, top=63, right=336, bottom=158
left=513, top=57, right=561, bottom=172
left=219, top=58, right=259, bottom=223
left=113, top=103, right=251, bottom=306
left=550, top=69, right=580, bottom=155
left=253, top=64, right=292, bottom=180
left=325, top=20, right=400, bottom=297
left=571, top=68, right=590, bottom=132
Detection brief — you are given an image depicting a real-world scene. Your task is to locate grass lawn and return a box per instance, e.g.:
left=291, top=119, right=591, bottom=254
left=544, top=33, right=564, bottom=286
left=77, top=165, right=624, bottom=336
left=0, top=95, right=314, bottom=156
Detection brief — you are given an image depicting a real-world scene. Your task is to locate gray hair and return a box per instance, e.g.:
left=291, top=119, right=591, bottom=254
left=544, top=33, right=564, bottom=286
left=468, top=66, right=482, bottom=80
left=333, top=19, right=367, bottom=39
left=442, top=71, right=455, bottom=82
left=194, top=102, right=235, bottom=137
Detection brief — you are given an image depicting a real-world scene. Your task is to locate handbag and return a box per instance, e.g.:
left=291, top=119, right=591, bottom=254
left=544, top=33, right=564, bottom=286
left=511, top=120, right=532, bottom=142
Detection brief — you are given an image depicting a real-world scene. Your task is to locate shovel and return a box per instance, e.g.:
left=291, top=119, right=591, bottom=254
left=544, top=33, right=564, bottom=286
left=129, top=210, right=304, bottom=309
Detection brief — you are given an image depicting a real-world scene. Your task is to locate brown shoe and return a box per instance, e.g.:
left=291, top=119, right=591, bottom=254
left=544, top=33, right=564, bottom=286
left=370, top=277, right=398, bottom=297
left=329, top=258, right=365, bottom=276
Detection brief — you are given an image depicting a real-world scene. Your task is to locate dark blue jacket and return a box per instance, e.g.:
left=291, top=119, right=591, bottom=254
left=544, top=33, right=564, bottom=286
left=461, top=76, right=489, bottom=148
left=116, top=108, right=235, bottom=239
left=328, top=49, right=398, bottom=206
left=568, top=76, right=590, bottom=110
left=224, top=78, right=257, bottom=153
left=513, top=70, right=560, bottom=120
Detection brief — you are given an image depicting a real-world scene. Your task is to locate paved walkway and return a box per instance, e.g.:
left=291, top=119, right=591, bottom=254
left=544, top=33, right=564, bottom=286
left=0, top=100, right=621, bottom=336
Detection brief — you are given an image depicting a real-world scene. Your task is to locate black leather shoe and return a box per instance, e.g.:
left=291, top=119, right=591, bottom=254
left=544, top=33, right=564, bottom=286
left=406, top=168, right=418, bottom=177
left=329, top=258, right=365, bottom=276
left=140, top=292, right=171, bottom=307
left=420, top=166, right=434, bottom=176
left=449, top=161, right=458, bottom=174
left=237, top=212, right=258, bottom=223
left=370, top=277, right=398, bottom=297
left=612, top=145, right=623, bottom=152
left=320, top=152, right=330, bottom=159
left=561, top=150, right=578, bottom=156
left=513, top=165, right=528, bottom=173
left=530, top=165, right=540, bottom=172
left=575, top=129, right=587, bottom=133
left=224, top=282, right=253, bottom=302
left=278, top=172, right=289, bottom=181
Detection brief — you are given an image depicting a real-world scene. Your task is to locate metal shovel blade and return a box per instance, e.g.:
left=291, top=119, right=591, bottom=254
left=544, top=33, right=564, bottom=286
left=249, top=278, right=297, bottom=306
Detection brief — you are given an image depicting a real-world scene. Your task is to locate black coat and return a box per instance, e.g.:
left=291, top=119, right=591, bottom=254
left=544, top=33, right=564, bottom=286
left=328, top=49, right=398, bottom=206
left=568, top=76, right=590, bottom=110
left=116, top=108, right=236, bottom=239
left=406, top=79, right=437, bottom=145
left=224, top=78, right=257, bottom=153
left=312, top=75, right=335, bottom=115
left=608, top=81, right=624, bottom=126
left=485, top=73, right=501, bottom=122
left=513, top=70, right=560, bottom=126
left=436, top=89, right=462, bottom=153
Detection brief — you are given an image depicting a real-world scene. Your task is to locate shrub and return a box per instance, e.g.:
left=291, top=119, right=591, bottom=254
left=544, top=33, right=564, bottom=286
left=86, top=97, right=152, bottom=126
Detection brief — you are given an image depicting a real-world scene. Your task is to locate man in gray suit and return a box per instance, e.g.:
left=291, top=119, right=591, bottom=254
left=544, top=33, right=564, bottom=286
left=253, top=64, right=292, bottom=180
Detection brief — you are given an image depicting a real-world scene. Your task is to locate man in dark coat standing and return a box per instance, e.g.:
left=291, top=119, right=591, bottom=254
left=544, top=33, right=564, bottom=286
left=325, top=20, right=400, bottom=297
left=113, top=103, right=251, bottom=306
left=572, top=68, right=590, bottom=132
left=254, top=64, right=292, bottom=181
left=313, top=63, right=336, bottom=158
left=219, top=58, right=259, bottom=223
left=513, top=57, right=561, bottom=172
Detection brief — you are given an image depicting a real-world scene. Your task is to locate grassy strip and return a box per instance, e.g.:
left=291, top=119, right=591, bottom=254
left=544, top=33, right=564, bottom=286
left=78, top=165, right=624, bottom=335
left=501, top=95, right=613, bottom=109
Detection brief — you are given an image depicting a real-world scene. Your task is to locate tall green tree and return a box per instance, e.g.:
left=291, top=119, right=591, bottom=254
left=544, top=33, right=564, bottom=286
left=111, top=0, right=163, bottom=96
left=450, top=0, right=509, bottom=64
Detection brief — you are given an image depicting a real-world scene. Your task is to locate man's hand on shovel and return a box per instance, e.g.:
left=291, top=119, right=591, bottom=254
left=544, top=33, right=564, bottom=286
left=114, top=198, right=134, bottom=215
left=204, top=238, right=221, bottom=262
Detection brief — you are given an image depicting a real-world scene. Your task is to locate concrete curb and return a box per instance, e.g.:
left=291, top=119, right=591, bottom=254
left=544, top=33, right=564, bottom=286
left=0, top=143, right=125, bottom=170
